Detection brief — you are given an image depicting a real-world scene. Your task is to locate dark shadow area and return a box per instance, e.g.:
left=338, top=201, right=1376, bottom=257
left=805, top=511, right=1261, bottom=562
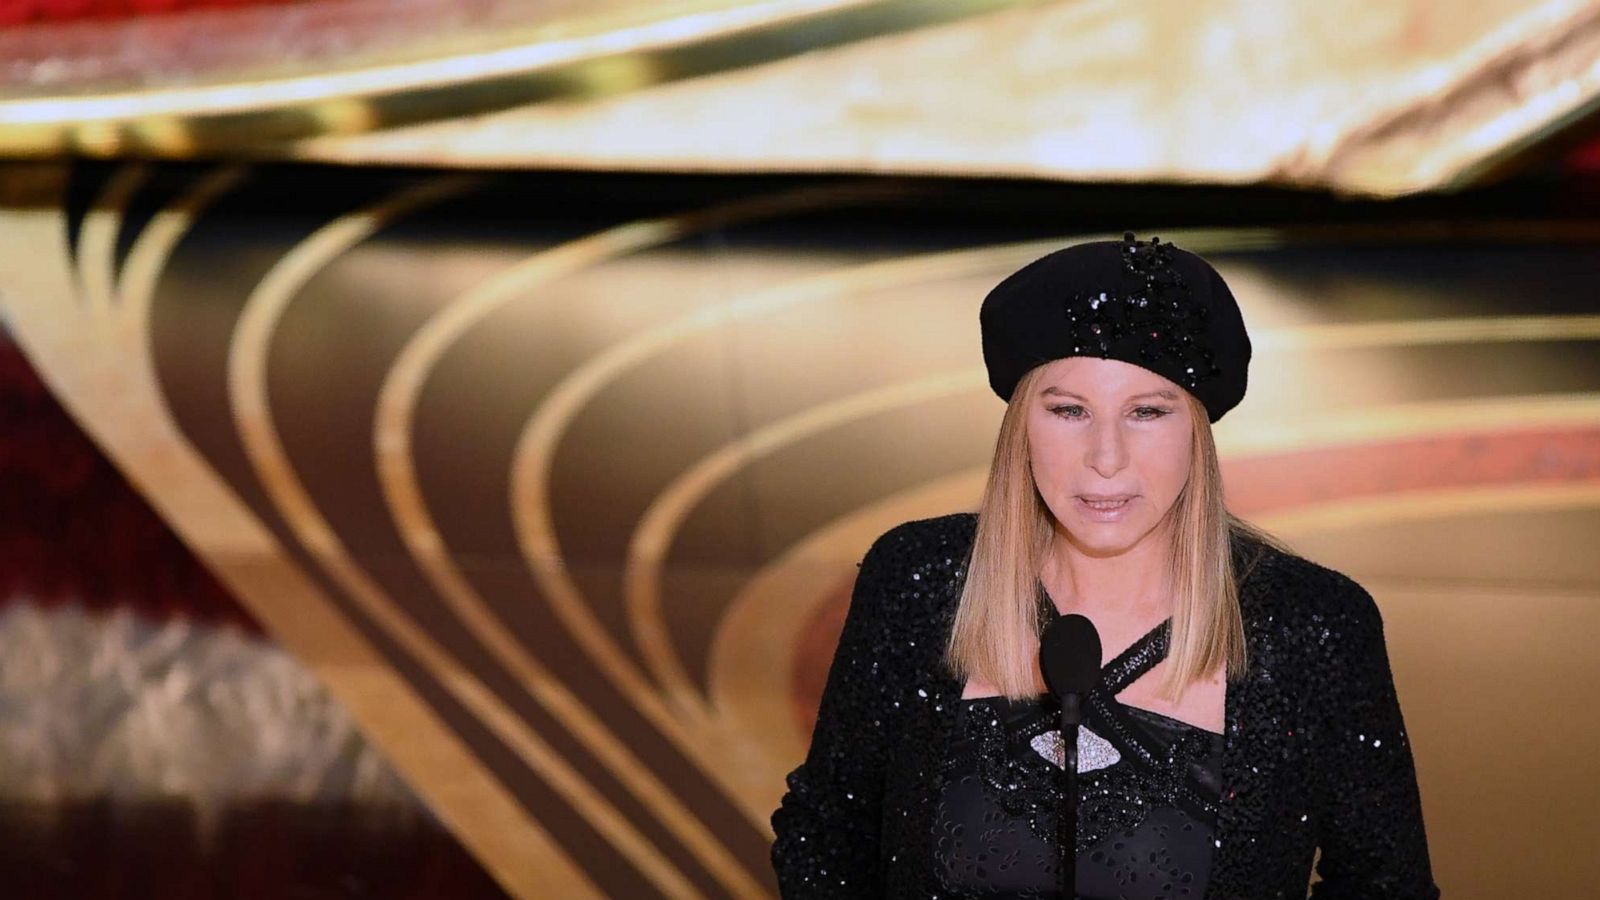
left=0, top=798, right=511, bottom=900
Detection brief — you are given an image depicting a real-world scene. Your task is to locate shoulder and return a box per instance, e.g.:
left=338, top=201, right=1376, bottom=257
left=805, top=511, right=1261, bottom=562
left=1237, top=538, right=1388, bottom=662
left=861, top=511, right=978, bottom=568
left=1250, top=543, right=1380, bottom=620
left=849, top=511, right=976, bottom=635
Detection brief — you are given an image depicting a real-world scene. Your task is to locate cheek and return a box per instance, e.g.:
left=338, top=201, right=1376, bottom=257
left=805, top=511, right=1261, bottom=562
left=1026, top=422, right=1070, bottom=480
left=1146, top=431, right=1193, bottom=492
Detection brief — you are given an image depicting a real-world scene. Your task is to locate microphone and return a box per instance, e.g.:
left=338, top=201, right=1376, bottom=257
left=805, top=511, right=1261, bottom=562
left=1038, top=612, right=1102, bottom=899
left=1040, top=612, right=1103, bottom=726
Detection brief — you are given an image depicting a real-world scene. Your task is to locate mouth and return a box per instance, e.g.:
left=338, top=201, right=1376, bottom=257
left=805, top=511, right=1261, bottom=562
left=1079, top=494, right=1134, bottom=506
left=1076, top=494, right=1135, bottom=519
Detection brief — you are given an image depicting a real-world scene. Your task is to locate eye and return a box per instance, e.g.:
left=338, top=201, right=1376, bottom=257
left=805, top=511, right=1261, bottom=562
left=1049, top=405, right=1171, bottom=420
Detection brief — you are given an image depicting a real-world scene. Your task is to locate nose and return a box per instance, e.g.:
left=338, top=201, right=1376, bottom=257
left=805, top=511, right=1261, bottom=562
left=1086, top=416, right=1128, bottom=478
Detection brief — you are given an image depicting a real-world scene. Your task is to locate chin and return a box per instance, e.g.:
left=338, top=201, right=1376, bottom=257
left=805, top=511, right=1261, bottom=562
left=1069, top=529, right=1138, bottom=555
left=1061, top=513, right=1157, bottom=553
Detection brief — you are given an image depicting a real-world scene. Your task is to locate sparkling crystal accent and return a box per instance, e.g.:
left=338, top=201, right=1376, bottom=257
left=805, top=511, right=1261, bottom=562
left=1059, top=231, right=1221, bottom=388
left=1029, top=725, right=1120, bottom=772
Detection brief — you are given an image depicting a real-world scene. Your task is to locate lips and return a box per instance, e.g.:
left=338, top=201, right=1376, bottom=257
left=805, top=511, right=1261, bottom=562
left=1081, top=497, right=1129, bottom=509
left=1076, top=495, right=1135, bottom=521
left=1079, top=495, right=1133, bottom=505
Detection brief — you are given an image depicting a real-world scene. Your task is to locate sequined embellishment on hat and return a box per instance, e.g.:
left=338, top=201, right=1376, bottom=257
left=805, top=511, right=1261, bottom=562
left=1061, top=231, right=1222, bottom=389
left=1030, top=725, right=1121, bottom=773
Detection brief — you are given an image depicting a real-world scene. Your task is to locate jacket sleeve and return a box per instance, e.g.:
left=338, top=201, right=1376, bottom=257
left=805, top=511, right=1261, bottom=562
left=770, top=525, right=907, bottom=898
left=1308, top=578, right=1441, bottom=899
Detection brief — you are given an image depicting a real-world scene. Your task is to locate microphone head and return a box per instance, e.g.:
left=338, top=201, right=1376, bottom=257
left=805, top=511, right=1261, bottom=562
left=1039, top=612, right=1103, bottom=697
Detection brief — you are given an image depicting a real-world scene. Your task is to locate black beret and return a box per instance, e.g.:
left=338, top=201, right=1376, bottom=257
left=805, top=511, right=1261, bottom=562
left=979, top=232, right=1251, bottom=423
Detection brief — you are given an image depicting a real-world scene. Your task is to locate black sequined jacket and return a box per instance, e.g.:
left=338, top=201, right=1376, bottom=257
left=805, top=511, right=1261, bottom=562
left=770, top=511, right=1440, bottom=899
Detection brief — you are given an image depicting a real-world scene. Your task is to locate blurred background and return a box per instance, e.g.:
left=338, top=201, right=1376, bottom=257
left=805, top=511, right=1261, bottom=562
left=1, top=1, right=1598, bottom=897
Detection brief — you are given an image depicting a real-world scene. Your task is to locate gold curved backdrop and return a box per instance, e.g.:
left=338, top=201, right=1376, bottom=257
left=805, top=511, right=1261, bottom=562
left=1, top=160, right=1598, bottom=897
left=5, top=0, right=1600, bottom=196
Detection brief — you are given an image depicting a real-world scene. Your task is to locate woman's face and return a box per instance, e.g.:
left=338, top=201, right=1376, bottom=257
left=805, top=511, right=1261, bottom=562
left=1025, top=356, right=1195, bottom=556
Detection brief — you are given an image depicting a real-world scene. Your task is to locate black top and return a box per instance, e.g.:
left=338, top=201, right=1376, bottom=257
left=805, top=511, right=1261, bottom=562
left=770, top=511, right=1440, bottom=899
left=933, top=617, right=1225, bottom=899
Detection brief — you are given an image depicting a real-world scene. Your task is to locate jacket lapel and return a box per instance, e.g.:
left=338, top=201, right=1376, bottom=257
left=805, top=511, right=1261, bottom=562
left=1205, top=544, right=1314, bottom=898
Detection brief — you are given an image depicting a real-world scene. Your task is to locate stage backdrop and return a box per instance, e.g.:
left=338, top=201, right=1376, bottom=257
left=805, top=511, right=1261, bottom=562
left=1, top=161, right=1597, bottom=897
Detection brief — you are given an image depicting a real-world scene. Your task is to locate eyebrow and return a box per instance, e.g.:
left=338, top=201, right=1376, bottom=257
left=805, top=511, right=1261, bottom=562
left=1040, top=387, right=1179, bottom=402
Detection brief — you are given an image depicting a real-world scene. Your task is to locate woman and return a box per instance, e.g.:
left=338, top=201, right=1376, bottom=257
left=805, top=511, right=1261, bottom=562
left=769, top=233, right=1440, bottom=899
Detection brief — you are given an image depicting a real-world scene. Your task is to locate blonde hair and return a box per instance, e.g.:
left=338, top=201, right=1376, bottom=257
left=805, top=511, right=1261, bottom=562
left=943, top=363, right=1288, bottom=701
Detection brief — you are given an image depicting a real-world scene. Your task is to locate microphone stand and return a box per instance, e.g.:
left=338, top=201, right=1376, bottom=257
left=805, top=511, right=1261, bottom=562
left=1038, top=609, right=1100, bottom=900
left=1058, top=690, right=1083, bottom=899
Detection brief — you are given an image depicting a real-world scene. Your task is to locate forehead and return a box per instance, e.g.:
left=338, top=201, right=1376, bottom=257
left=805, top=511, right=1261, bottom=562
left=1036, top=357, right=1180, bottom=399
